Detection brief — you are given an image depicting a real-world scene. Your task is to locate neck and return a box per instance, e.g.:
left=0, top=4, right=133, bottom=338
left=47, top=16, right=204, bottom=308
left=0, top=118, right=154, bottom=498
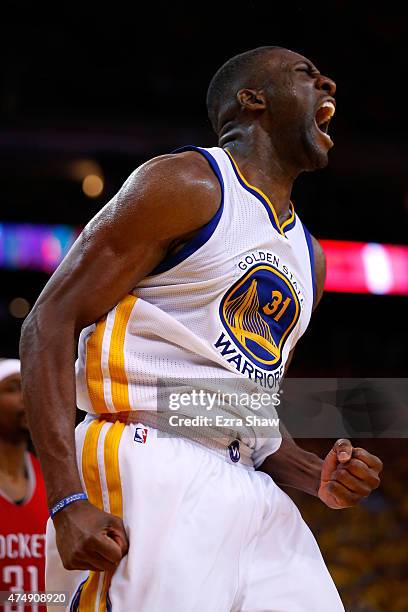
left=219, top=125, right=300, bottom=224
left=0, top=438, right=26, bottom=478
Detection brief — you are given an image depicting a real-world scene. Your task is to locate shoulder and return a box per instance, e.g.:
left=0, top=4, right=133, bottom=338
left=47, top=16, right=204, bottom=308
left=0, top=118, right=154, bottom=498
left=123, top=150, right=221, bottom=222
left=28, top=452, right=48, bottom=499
left=134, top=150, right=219, bottom=184
left=27, top=452, right=42, bottom=477
left=27, top=452, right=44, bottom=480
left=85, top=149, right=222, bottom=245
left=311, top=235, right=326, bottom=309
left=27, top=451, right=39, bottom=466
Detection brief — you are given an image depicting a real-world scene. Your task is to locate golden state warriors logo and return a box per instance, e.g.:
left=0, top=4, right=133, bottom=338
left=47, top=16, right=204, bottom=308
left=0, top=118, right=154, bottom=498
left=219, top=264, right=300, bottom=370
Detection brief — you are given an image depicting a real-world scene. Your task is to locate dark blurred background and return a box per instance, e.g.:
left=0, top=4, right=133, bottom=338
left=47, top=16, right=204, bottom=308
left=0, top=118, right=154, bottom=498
left=1, top=4, right=407, bottom=372
left=1, top=3, right=407, bottom=610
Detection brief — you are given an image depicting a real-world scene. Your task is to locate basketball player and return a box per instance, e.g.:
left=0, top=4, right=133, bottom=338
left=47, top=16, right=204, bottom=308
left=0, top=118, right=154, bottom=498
left=20, top=47, right=383, bottom=611
left=0, top=359, right=48, bottom=610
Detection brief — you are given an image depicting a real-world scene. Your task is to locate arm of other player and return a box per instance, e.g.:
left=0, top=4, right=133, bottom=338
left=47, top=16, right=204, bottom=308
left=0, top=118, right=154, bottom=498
left=19, top=152, right=221, bottom=571
left=258, top=237, right=383, bottom=508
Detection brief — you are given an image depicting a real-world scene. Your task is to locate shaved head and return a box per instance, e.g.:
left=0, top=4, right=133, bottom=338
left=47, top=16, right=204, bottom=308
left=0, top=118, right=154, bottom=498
left=206, top=46, right=337, bottom=170
left=206, top=46, right=283, bottom=134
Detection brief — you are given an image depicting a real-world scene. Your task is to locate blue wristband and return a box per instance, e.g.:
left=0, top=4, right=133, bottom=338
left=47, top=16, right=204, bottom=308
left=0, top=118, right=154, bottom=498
left=49, top=493, right=88, bottom=519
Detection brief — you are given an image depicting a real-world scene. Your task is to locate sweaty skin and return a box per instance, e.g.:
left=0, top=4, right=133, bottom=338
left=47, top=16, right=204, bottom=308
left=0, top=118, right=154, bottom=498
left=20, top=152, right=221, bottom=571
left=20, top=48, right=382, bottom=572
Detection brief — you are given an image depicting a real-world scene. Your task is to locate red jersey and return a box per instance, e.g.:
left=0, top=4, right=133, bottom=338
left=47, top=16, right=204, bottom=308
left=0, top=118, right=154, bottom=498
left=0, top=453, right=48, bottom=611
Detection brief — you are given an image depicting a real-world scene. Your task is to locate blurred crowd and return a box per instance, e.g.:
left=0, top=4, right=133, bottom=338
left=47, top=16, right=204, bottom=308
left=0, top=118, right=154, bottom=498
left=289, top=439, right=408, bottom=612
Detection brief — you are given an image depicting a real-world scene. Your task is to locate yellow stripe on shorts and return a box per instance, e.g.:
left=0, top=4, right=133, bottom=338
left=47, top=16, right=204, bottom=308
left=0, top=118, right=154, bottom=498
left=108, top=295, right=137, bottom=412
left=98, top=421, right=126, bottom=611
left=78, top=419, right=125, bottom=611
left=79, top=419, right=105, bottom=611
left=82, top=419, right=105, bottom=507
left=104, top=421, right=125, bottom=518
left=85, top=317, right=108, bottom=413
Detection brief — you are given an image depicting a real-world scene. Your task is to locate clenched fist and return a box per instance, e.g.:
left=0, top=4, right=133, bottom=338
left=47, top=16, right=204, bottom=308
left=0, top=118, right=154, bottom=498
left=318, top=439, right=383, bottom=509
left=53, top=500, right=129, bottom=571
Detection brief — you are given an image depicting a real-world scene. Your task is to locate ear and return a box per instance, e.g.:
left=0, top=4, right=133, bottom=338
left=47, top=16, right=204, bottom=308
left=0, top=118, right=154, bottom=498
left=236, top=89, right=266, bottom=111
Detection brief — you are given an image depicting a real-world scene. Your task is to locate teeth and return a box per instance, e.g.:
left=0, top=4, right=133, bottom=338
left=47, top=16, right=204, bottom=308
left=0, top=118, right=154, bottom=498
left=319, top=101, right=335, bottom=118
left=315, top=101, right=336, bottom=131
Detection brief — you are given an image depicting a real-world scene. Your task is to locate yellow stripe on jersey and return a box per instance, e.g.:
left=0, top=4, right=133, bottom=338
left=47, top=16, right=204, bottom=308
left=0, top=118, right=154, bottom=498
left=79, top=419, right=106, bottom=611
left=86, top=317, right=108, bottom=413
left=109, top=295, right=137, bottom=412
left=98, top=421, right=126, bottom=611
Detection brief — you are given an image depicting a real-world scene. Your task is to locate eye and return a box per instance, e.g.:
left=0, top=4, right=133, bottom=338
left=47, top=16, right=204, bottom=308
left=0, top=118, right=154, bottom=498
left=296, top=64, right=319, bottom=77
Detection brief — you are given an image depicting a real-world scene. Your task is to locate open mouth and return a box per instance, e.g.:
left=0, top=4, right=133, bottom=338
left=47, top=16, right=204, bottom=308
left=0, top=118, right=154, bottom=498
left=315, top=101, right=336, bottom=138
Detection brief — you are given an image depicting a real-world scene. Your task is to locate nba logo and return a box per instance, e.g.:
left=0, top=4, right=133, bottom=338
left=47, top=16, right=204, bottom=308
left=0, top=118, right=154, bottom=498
left=228, top=440, right=240, bottom=463
left=134, top=426, right=148, bottom=444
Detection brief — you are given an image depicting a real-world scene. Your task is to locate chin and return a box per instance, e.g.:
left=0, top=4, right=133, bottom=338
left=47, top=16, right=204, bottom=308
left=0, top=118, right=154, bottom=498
left=312, top=150, right=330, bottom=170
left=304, top=140, right=331, bottom=171
left=300, top=126, right=332, bottom=171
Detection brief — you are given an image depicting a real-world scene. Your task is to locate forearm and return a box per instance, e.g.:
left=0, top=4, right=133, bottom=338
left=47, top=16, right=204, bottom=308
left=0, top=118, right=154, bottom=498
left=258, top=427, right=323, bottom=496
left=20, top=307, right=82, bottom=507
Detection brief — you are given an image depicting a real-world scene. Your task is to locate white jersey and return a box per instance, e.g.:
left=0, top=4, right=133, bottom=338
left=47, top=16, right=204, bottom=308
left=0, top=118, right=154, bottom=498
left=75, top=146, right=316, bottom=466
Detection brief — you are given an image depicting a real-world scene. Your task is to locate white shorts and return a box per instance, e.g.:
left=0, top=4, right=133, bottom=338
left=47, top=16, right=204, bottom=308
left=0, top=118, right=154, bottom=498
left=46, top=415, right=344, bottom=611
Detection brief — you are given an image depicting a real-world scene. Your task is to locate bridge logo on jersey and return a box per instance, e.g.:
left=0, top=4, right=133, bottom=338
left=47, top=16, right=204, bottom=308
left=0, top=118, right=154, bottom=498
left=219, top=264, right=300, bottom=370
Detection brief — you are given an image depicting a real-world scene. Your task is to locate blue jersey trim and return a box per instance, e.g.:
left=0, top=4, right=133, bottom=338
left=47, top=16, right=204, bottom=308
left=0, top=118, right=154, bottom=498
left=70, top=578, right=87, bottom=611
left=281, top=215, right=296, bottom=233
left=148, top=145, right=224, bottom=276
left=302, top=223, right=316, bottom=306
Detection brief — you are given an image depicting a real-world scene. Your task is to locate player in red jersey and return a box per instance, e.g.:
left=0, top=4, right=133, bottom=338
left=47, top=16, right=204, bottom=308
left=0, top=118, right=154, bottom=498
left=0, top=359, right=48, bottom=611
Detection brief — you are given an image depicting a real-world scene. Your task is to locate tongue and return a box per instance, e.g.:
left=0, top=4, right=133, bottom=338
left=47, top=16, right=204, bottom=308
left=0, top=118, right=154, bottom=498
left=316, top=106, right=332, bottom=127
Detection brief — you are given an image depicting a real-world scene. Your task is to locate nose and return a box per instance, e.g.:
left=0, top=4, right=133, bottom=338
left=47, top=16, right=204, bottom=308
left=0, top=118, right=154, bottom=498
left=316, top=74, right=336, bottom=97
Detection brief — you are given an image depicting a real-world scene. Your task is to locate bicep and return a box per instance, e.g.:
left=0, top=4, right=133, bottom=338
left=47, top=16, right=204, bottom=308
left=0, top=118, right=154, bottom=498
left=32, top=154, right=220, bottom=332
left=38, top=219, right=166, bottom=333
